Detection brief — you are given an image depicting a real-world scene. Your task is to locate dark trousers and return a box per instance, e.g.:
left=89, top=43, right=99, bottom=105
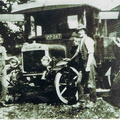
left=77, top=70, right=97, bottom=103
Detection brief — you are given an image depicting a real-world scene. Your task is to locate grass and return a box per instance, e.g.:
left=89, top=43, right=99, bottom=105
left=1, top=98, right=120, bottom=119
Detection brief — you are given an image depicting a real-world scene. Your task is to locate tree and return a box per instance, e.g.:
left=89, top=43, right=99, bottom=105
left=0, top=21, right=25, bottom=55
left=0, top=0, right=25, bottom=55
left=0, top=0, right=37, bottom=55
left=0, top=0, right=9, bottom=13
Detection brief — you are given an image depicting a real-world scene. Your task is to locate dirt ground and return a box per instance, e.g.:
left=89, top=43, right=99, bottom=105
left=0, top=96, right=120, bottom=119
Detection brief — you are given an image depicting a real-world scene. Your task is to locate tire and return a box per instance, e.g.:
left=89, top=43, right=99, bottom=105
left=54, top=67, right=78, bottom=104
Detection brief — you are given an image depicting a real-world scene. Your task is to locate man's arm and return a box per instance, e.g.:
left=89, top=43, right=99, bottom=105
left=86, top=53, right=94, bottom=71
left=64, top=46, right=79, bottom=61
left=85, top=38, right=95, bottom=72
left=71, top=49, right=79, bottom=61
left=2, top=46, right=9, bottom=60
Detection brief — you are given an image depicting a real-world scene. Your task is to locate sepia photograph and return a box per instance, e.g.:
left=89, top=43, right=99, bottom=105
left=0, top=0, right=120, bottom=119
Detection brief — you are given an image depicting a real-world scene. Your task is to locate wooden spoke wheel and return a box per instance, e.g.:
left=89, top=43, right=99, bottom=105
left=54, top=67, right=78, bottom=104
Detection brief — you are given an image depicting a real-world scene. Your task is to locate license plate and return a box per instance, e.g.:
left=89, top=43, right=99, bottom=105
left=45, top=33, right=62, bottom=40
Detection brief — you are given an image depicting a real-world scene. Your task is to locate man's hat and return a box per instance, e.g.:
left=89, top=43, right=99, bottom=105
left=76, top=23, right=88, bottom=32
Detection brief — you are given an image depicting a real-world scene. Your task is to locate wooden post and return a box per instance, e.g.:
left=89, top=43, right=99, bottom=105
left=24, top=14, right=30, bottom=41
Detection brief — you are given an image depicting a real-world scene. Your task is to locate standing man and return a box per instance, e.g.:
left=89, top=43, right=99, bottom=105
left=65, top=24, right=97, bottom=108
left=0, top=35, right=10, bottom=107
left=0, top=35, right=18, bottom=107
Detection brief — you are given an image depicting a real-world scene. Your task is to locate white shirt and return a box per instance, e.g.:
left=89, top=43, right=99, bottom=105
left=76, top=35, right=95, bottom=54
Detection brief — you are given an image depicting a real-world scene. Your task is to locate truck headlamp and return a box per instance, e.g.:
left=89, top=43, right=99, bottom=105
left=9, top=57, right=20, bottom=68
left=41, top=56, right=51, bottom=67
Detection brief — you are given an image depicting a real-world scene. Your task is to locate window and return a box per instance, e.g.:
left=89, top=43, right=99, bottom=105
left=67, top=15, right=78, bottom=29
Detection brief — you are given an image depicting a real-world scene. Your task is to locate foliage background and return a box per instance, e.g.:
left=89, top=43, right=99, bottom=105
left=0, top=0, right=33, bottom=55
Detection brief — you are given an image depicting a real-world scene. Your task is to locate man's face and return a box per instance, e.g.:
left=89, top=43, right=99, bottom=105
left=77, top=29, right=86, bottom=38
left=73, top=38, right=79, bottom=46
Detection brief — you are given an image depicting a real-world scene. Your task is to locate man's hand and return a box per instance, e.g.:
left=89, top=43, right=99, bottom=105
left=85, top=66, right=90, bottom=72
left=63, top=58, right=71, bottom=62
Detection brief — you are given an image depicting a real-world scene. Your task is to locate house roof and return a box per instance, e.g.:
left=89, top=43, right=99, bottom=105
left=11, top=0, right=104, bottom=13
left=111, top=5, right=120, bottom=11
